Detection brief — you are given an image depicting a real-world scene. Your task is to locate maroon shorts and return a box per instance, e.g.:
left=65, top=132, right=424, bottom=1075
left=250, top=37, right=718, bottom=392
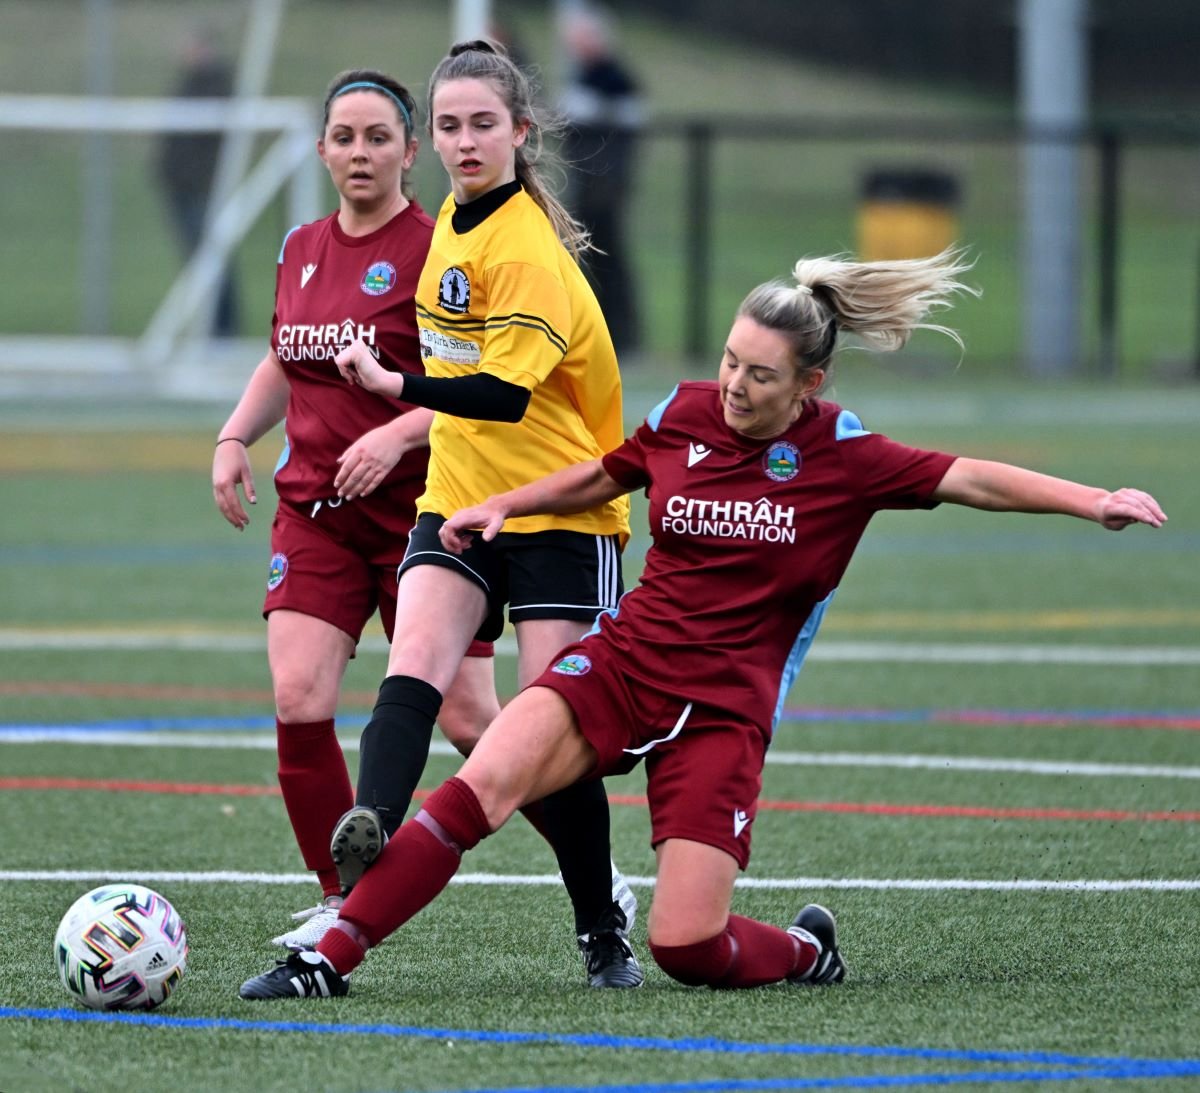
left=264, top=491, right=493, bottom=657
left=531, top=639, right=767, bottom=869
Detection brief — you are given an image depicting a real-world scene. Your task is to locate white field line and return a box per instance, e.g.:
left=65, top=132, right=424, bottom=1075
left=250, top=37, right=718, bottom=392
left=763, top=751, right=1200, bottom=780
left=3, top=869, right=1197, bottom=893
left=2, top=728, right=1199, bottom=780
left=3, top=628, right=1200, bottom=665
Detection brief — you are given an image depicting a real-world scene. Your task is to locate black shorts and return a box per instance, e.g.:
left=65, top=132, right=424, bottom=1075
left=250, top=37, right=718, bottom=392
left=398, top=512, right=623, bottom=642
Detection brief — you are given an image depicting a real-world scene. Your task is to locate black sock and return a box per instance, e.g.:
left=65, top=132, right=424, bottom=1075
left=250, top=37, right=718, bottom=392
left=541, top=778, right=614, bottom=935
left=356, top=674, right=442, bottom=838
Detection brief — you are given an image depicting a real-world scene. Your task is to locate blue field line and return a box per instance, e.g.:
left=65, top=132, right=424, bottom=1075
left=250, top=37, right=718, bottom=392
left=3, top=704, right=1199, bottom=737
left=4, top=1006, right=1198, bottom=1080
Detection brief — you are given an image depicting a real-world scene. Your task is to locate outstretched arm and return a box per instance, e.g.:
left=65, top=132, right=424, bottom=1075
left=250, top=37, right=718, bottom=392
left=440, top=459, right=628, bottom=553
left=933, top=458, right=1167, bottom=530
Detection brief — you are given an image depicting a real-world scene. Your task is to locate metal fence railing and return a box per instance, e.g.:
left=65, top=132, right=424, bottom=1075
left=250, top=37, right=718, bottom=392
left=625, top=117, right=1199, bottom=378
left=1, top=110, right=1196, bottom=399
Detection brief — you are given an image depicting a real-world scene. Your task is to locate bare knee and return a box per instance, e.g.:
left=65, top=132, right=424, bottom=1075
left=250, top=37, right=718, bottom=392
left=267, top=613, right=349, bottom=722
left=646, top=879, right=734, bottom=987
left=647, top=840, right=738, bottom=947
left=645, top=847, right=738, bottom=986
left=438, top=656, right=501, bottom=756
left=647, top=909, right=729, bottom=951
left=272, top=669, right=337, bottom=724
left=438, top=692, right=498, bottom=755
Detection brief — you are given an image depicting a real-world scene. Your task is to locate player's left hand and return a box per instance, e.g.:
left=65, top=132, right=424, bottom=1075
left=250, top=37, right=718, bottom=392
left=1094, top=487, right=1167, bottom=530
left=335, top=424, right=407, bottom=500
left=335, top=338, right=403, bottom=398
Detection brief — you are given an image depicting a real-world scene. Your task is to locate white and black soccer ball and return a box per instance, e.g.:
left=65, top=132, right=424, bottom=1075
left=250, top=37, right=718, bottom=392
left=54, top=883, right=188, bottom=1011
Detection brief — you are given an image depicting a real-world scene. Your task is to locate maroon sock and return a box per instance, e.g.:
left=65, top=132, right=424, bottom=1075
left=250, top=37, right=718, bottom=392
left=276, top=718, right=351, bottom=898
left=649, top=915, right=815, bottom=989
left=319, top=777, right=492, bottom=970
left=317, top=920, right=369, bottom=976
left=721, top=915, right=815, bottom=986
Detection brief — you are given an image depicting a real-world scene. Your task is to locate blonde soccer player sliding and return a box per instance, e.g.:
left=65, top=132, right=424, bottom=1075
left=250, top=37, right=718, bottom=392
left=240, top=239, right=1164, bottom=999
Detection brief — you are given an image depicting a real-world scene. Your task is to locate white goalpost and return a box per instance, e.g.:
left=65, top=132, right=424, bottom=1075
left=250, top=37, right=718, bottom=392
left=0, top=0, right=503, bottom=402
left=0, top=0, right=321, bottom=401
left=0, top=92, right=321, bottom=399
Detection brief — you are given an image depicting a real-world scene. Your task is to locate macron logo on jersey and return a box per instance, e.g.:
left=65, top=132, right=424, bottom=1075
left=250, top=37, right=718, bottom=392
left=687, top=442, right=712, bottom=468
left=733, top=809, right=751, bottom=838
left=300, top=263, right=317, bottom=288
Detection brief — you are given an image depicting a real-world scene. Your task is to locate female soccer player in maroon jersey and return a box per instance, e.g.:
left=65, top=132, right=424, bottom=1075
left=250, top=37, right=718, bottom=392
left=238, top=247, right=1165, bottom=998
left=211, top=70, right=499, bottom=949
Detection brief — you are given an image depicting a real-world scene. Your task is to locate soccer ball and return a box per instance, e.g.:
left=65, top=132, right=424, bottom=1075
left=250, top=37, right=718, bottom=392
left=54, top=883, right=188, bottom=1011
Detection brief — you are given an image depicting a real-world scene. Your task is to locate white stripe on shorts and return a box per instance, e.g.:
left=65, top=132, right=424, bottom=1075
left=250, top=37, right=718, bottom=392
left=508, top=534, right=620, bottom=616
left=513, top=601, right=607, bottom=612
left=595, top=534, right=619, bottom=609
left=624, top=701, right=693, bottom=756
left=400, top=549, right=491, bottom=593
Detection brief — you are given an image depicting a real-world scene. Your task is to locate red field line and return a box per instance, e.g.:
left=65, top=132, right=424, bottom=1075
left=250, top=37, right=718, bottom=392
left=2, top=777, right=1196, bottom=823
left=747, top=799, right=1200, bottom=823
left=0, top=681, right=382, bottom=704
left=0, top=777, right=280, bottom=796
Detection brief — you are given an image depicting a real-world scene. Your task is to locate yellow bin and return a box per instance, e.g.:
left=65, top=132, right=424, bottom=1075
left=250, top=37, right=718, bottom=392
left=858, top=169, right=959, bottom=261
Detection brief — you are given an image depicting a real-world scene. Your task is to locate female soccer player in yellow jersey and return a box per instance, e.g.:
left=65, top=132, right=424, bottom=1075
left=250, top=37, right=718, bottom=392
left=325, top=40, right=640, bottom=988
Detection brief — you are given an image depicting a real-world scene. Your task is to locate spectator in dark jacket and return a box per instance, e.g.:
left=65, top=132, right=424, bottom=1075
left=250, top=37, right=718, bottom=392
left=559, top=5, right=644, bottom=356
left=158, top=31, right=239, bottom=336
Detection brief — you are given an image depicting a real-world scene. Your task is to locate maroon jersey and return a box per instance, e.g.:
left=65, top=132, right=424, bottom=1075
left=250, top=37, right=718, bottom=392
left=270, top=203, right=435, bottom=502
left=598, top=381, right=958, bottom=734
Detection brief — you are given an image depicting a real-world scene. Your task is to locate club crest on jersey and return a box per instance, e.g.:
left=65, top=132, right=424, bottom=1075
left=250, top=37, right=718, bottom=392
left=438, top=267, right=471, bottom=314
left=361, top=261, right=396, bottom=296
left=763, top=440, right=801, bottom=482
left=551, top=654, right=592, bottom=676
left=267, top=552, right=288, bottom=591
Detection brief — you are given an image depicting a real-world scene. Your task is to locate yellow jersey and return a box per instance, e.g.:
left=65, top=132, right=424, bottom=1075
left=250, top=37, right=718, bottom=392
left=415, top=187, right=629, bottom=543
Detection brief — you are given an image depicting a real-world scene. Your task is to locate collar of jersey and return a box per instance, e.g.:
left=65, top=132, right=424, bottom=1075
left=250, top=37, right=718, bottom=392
left=452, top=179, right=522, bottom=234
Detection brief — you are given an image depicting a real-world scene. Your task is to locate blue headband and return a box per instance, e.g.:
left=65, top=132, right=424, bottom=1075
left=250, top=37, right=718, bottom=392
left=331, top=80, right=413, bottom=131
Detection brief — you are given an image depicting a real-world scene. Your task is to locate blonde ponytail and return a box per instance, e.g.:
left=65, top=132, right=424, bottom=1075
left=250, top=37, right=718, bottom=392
left=738, top=247, right=979, bottom=389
